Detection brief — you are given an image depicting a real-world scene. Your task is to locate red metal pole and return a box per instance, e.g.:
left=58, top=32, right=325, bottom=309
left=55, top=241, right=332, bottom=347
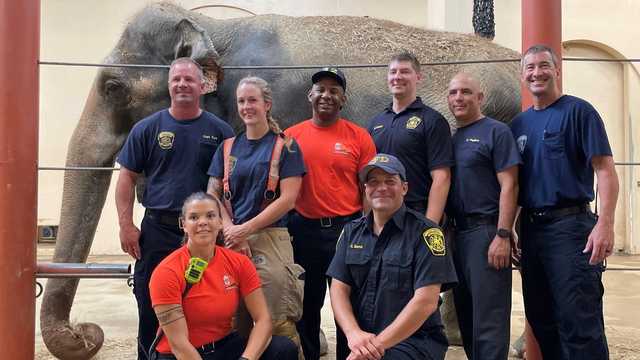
left=0, top=0, right=40, bottom=358
left=521, top=0, right=562, bottom=109
left=521, top=0, right=561, bottom=358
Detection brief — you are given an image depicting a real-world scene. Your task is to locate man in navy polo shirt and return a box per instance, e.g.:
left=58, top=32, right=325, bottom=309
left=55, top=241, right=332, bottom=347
left=446, top=73, right=521, bottom=359
left=328, top=154, right=457, bottom=360
left=367, top=50, right=453, bottom=224
left=511, top=44, right=619, bottom=359
left=115, top=57, right=234, bottom=359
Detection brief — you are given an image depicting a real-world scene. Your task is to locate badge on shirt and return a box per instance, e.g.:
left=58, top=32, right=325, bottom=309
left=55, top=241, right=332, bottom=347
left=223, top=274, right=238, bottom=291
left=422, top=228, right=446, bottom=256
left=157, top=131, right=175, bottom=150
left=517, top=135, right=527, bottom=154
left=406, top=116, right=422, bottom=129
left=229, top=156, right=238, bottom=174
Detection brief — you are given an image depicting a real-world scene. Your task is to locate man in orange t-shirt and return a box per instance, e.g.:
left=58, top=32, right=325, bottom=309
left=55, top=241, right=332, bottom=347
left=285, top=67, right=376, bottom=360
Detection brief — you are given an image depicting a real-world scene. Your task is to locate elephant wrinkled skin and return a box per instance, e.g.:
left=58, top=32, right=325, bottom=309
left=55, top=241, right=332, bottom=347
left=40, top=3, right=521, bottom=359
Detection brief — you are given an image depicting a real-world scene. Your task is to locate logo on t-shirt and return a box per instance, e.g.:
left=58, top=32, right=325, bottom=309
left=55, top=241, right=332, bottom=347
left=517, top=135, right=527, bottom=154
left=157, top=131, right=175, bottom=150
left=406, top=116, right=422, bottom=129
left=334, top=142, right=350, bottom=155
left=223, top=274, right=238, bottom=291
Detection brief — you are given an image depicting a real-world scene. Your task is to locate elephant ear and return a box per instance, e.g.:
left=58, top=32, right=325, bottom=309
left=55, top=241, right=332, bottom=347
left=173, top=18, right=222, bottom=94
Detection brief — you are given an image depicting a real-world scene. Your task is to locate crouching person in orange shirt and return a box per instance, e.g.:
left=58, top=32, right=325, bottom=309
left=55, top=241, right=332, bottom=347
left=148, top=192, right=298, bottom=360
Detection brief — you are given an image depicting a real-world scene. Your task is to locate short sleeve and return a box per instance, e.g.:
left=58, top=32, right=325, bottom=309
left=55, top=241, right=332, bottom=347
left=579, top=109, right=613, bottom=161
left=425, top=114, right=454, bottom=170
left=149, top=263, right=184, bottom=306
left=220, top=121, right=235, bottom=140
left=413, top=226, right=458, bottom=292
left=280, top=138, right=306, bottom=179
left=358, top=131, right=377, bottom=170
left=117, top=124, right=147, bottom=173
left=237, top=255, right=261, bottom=297
left=207, top=141, right=225, bottom=178
left=492, top=125, right=522, bottom=172
left=326, top=227, right=353, bottom=285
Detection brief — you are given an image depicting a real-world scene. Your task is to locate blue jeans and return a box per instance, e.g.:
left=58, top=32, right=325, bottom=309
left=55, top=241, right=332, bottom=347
left=520, top=210, right=608, bottom=359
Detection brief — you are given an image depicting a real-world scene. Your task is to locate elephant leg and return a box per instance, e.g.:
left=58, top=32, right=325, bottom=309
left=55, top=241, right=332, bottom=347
left=40, top=89, right=125, bottom=360
left=40, top=169, right=113, bottom=360
left=441, top=290, right=463, bottom=346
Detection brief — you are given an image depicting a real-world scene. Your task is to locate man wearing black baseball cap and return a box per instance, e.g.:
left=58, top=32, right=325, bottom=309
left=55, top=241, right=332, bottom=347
left=285, top=68, right=376, bottom=360
left=328, top=153, right=458, bottom=360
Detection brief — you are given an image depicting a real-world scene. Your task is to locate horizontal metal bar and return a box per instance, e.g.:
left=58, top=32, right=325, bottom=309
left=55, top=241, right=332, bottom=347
left=37, top=162, right=640, bottom=172
left=37, top=57, right=640, bottom=71
left=36, top=262, right=131, bottom=279
left=36, top=273, right=132, bottom=279
left=38, top=166, right=119, bottom=171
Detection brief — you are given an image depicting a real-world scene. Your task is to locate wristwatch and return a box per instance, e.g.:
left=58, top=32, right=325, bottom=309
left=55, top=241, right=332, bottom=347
left=239, top=357, right=250, bottom=360
left=496, top=228, right=512, bottom=239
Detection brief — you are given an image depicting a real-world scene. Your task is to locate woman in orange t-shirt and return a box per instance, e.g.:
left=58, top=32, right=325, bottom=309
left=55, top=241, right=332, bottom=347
left=149, top=192, right=298, bottom=360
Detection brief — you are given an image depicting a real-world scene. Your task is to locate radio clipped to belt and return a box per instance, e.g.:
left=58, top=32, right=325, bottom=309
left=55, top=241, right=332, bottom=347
left=148, top=257, right=209, bottom=359
left=222, top=133, right=286, bottom=221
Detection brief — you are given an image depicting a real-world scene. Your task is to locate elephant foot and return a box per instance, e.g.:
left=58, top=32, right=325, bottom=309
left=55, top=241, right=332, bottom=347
left=319, top=328, right=328, bottom=356
left=510, top=332, right=525, bottom=358
left=42, top=321, right=104, bottom=360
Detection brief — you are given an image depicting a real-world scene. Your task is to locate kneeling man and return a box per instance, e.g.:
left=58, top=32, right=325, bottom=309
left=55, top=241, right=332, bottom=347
left=328, top=154, right=458, bottom=360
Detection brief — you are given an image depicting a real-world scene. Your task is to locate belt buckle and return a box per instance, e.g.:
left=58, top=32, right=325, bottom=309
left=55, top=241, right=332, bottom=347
left=320, top=217, right=332, bottom=228
left=198, top=342, right=215, bottom=354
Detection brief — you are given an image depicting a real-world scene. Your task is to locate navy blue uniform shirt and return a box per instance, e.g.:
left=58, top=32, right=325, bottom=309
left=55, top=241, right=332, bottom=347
left=448, top=117, right=522, bottom=219
left=368, top=98, right=454, bottom=212
left=209, top=131, right=306, bottom=227
left=327, top=205, right=457, bottom=346
left=117, top=109, right=234, bottom=211
left=510, top=95, right=612, bottom=209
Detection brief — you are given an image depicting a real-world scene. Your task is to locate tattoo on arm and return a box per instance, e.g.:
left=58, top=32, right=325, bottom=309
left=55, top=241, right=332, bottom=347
left=207, top=177, right=223, bottom=199
left=156, top=305, right=185, bottom=326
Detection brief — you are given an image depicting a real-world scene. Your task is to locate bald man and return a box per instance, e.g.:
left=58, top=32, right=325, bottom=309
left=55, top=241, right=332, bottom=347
left=445, top=73, right=521, bottom=359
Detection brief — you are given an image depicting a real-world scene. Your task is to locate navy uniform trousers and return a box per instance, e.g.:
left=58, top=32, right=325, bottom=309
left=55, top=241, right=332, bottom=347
left=521, top=210, right=608, bottom=359
left=451, top=223, right=511, bottom=360
left=134, top=210, right=184, bottom=360
left=288, top=211, right=357, bottom=360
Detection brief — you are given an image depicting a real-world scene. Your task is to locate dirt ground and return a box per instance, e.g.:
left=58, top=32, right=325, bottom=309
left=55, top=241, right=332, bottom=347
left=34, top=244, right=640, bottom=359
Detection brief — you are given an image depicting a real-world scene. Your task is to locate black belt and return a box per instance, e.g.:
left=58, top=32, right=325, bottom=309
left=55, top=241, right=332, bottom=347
left=296, top=211, right=362, bottom=228
left=155, top=333, right=235, bottom=359
left=452, top=214, right=498, bottom=230
left=526, top=204, right=588, bottom=224
left=145, top=209, right=181, bottom=227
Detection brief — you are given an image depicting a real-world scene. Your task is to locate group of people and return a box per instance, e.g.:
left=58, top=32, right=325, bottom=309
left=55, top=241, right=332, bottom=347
left=115, top=44, right=618, bottom=360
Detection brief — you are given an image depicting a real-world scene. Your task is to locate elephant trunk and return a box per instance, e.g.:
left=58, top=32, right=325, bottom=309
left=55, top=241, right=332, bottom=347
left=40, top=85, right=125, bottom=359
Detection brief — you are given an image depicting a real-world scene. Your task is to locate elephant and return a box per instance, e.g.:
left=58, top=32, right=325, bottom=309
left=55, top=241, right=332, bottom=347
left=40, top=2, right=521, bottom=359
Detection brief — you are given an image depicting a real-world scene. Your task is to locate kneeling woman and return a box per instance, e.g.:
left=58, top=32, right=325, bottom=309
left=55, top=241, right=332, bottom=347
left=207, top=76, right=305, bottom=351
left=149, top=192, right=298, bottom=360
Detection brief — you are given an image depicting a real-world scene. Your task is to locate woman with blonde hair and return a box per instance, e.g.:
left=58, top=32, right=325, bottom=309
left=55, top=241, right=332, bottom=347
left=207, top=76, right=306, bottom=357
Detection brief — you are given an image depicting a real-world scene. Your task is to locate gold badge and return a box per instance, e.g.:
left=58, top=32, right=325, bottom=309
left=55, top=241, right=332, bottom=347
left=157, top=131, right=175, bottom=149
left=406, top=116, right=422, bottom=129
left=422, top=228, right=446, bottom=256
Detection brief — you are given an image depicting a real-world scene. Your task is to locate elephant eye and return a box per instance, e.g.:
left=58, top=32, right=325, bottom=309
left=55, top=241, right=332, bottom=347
left=102, top=78, right=129, bottom=102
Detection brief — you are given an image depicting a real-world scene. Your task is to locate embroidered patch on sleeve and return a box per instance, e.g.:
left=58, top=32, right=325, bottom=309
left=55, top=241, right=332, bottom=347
left=422, top=228, right=446, bottom=256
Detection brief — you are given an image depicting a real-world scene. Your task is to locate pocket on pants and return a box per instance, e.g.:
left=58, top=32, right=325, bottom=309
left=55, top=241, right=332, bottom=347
left=283, top=263, right=305, bottom=322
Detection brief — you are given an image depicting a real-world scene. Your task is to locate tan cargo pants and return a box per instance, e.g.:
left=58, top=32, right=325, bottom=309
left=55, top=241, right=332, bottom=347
left=235, top=227, right=305, bottom=359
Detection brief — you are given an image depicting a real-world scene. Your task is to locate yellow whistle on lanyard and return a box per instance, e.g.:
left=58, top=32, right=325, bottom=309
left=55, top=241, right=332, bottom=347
left=184, top=257, right=208, bottom=284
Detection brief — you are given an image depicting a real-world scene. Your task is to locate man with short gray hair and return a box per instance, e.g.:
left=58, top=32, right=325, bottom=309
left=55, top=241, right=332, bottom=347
left=115, top=57, right=234, bottom=359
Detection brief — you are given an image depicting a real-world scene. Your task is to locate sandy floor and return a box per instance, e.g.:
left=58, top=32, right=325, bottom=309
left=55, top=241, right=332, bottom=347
left=34, top=244, right=640, bottom=359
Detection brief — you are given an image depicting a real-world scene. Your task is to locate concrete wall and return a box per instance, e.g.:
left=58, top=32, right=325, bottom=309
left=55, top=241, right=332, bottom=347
left=38, top=1, right=639, bottom=254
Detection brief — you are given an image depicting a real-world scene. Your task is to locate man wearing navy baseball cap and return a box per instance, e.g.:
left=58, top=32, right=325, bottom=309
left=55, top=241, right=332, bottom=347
left=285, top=67, right=376, bottom=359
left=329, top=153, right=458, bottom=360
